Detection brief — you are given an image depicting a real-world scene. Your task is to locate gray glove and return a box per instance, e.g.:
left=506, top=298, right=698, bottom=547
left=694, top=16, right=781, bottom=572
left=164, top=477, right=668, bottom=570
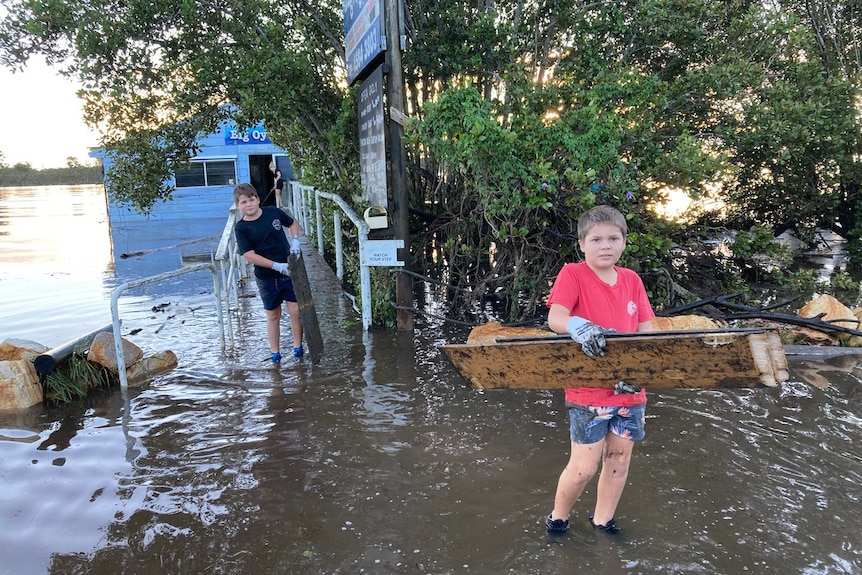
left=271, top=261, right=290, bottom=275
left=567, top=316, right=610, bottom=358
left=289, top=237, right=301, bottom=257
left=614, top=380, right=641, bottom=394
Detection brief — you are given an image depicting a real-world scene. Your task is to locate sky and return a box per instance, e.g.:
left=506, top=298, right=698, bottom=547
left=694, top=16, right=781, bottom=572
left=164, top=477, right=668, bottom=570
left=0, top=57, right=100, bottom=169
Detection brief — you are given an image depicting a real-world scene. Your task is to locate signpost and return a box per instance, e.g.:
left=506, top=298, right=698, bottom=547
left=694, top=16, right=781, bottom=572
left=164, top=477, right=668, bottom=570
left=360, top=239, right=404, bottom=267
left=343, top=0, right=413, bottom=331
left=358, top=66, right=388, bottom=208
left=342, top=0, right=385, bottom=86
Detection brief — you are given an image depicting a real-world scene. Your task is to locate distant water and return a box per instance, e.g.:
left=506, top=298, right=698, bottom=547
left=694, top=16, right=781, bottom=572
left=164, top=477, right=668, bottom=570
left=0, top=185, right=222, bottom=349
left=0, top=185, right=118, bottom=347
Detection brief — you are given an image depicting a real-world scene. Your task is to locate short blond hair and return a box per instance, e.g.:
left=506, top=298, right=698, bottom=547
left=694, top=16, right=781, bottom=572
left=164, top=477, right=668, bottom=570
left=577, top=205, right=627, bottom=240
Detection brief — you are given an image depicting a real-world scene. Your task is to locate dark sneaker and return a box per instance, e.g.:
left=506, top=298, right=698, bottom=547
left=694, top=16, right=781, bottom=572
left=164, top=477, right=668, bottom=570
left=293, top=347, right=304, bottom=358
left=271, top=352, right=282, bottom=364
left=589, top=514, right=621, bottom=534
left=546, top=515, right=569, bottom=533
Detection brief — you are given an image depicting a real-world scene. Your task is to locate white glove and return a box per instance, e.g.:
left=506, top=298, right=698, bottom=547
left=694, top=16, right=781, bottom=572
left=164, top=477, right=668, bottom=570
left=567, top=316, right=610, bottom=358
left=271, top=261, right=290, bottom=275
left=289, top=237, right=301, bottom=257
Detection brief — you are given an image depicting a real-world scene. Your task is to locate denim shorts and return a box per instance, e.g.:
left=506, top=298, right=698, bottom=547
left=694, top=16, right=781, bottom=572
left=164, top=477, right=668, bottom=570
left=568, top=404, right=646, bottom=444
left=255, top=275, right=297, bottom=310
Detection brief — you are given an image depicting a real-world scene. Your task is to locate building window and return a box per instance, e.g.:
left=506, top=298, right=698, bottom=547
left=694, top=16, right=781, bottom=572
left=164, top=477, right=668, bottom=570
left=175, top=160, right=236, bottom=187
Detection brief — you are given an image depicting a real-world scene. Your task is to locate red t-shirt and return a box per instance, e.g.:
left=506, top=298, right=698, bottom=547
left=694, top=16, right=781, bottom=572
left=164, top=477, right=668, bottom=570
left=546, top=262, right=655, bottom=407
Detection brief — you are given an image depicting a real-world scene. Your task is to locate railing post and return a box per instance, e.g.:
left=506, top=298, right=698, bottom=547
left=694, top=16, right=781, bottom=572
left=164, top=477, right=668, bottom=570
left=315, top=192, right=324, bottom=255
left=358, top=226, right=372, bottom=330
left=111, top=263, right=223, bottom=390
left=334, top=210, right=344, bottom=280
left=291, top=183, right=375, bottom=329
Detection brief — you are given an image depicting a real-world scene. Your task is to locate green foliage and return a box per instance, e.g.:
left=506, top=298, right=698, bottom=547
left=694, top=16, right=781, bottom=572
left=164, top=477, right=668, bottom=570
left=730, top=225, right=791, bottom=264
left=3, top=0, right=862, bottom=323
left=0, top=163, right=103, bottom=187
left=830, top=270, right=858, bottom=292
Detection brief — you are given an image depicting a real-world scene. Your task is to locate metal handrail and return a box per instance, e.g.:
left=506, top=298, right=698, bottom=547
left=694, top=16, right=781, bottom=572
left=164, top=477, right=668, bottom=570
left=287, top=181, right=373, bottom=329
left=111, top=262, right=224, bottom=390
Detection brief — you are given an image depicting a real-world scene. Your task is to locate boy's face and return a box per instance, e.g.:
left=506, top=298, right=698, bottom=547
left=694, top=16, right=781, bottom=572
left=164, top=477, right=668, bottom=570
left=236, top=193, right=260, bottom=217
left=578, top=222, right=626, bottom=271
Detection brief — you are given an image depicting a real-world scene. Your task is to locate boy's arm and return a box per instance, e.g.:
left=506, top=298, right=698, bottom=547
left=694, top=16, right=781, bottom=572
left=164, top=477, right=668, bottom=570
left=636, top=320, right=654, bottom=333
left=241, top=249, right=284, bottom=271
left=547, top=303, right=573, bottom=334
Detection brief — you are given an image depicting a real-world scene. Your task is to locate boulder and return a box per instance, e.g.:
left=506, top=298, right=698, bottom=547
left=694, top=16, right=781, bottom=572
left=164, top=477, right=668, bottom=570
left=797, top=294, right=859, bottom=345
left=0, top=338, right=48, bottom=362
left=0, top=359, right=43, bottom=411
left=87, top=332, right=144, bottom=373
left=126, top=350, right=179, bottom=386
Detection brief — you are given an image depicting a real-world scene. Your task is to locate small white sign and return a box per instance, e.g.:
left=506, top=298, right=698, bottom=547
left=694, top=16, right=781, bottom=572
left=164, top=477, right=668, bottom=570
left=361, top=239, right=405, bottom=266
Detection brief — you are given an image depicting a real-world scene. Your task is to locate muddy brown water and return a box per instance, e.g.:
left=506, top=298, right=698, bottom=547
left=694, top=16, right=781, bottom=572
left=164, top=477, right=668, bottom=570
left=1, top=186, right=860, bottom=574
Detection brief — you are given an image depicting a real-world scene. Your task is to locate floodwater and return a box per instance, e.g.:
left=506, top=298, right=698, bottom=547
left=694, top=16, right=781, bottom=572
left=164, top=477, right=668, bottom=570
left=1, top=185, right=861, bottom=575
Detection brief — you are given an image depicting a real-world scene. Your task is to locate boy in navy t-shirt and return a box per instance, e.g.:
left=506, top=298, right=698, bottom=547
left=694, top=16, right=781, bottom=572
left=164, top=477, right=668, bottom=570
left=233, top=183, right=304, bottom=362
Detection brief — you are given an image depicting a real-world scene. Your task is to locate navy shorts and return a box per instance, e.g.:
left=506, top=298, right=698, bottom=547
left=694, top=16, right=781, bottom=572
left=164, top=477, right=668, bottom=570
left=568, top=404, right=646, bottom=444
left=255, top=275, right=297, bottom=310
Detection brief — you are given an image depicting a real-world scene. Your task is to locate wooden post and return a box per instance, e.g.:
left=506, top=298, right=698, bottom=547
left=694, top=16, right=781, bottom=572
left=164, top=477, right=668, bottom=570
left=385, top=0, right=413, bottom=331
left=288, top=254, right=324, bottom=361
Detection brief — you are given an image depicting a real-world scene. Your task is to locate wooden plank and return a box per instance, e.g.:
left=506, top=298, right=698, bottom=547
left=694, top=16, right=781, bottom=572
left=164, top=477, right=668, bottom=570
left=441, top=328, right=787, bottom=390
left=287, top=253, right=324, bottom=361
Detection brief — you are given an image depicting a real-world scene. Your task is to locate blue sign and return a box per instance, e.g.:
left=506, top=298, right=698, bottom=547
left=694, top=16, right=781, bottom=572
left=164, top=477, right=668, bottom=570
left=224, top=125, right=271, bottom=145
left=343, top=0, right=384, bottom=85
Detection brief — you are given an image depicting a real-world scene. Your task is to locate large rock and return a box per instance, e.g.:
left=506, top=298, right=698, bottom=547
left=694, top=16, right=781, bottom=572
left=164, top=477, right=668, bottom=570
left=0, top=359, right=43, bottom=411
left=796, top=294, right=859, bottom=345
left=126, top=350, right=179, bottom=386
left=0, top=338, right=48, bottom=362
left=87, top=332, right=144, bottom=373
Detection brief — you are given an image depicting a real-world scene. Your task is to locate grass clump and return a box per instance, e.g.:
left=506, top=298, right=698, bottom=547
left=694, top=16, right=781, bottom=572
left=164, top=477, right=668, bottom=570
left=42, top=344, right=118, bottom=403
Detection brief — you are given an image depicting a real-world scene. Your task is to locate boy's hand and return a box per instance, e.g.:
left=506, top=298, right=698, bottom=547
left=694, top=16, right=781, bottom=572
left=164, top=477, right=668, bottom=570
left=271, top=262, right=290, bottom=275
left=289, top=237, right=301, bottom=257
left=567, top=316, right=609, bottom=358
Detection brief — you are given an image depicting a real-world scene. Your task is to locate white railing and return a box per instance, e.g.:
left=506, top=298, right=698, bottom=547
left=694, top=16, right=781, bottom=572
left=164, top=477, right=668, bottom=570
left=286, top=181, right=373, bottom=329
left=215, top=205, right=247, bottom=348
left=109, top=183, right=379, bottom=390
left=111, top=262, right=225, bottom=390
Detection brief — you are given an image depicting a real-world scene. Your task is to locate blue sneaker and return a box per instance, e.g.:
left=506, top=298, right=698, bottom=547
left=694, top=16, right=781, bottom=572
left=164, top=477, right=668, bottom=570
left=546, top=515, right=569, bottom=533
left=589, top=514, right=621, bottom=534
left=293, top=347, right=304, bottom=358
left=271, top=352, right=282, bottom=364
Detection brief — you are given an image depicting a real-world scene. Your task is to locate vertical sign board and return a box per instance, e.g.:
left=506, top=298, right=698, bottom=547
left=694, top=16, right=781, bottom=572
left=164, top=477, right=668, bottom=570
left=343, top=0, right=385, bottom=86
left=358, top=65, right=388, bottom=208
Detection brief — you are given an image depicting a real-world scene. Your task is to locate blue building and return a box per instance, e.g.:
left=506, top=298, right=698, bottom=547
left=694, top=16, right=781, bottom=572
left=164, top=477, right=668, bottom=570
left=90, top=121, right=293, bottom=269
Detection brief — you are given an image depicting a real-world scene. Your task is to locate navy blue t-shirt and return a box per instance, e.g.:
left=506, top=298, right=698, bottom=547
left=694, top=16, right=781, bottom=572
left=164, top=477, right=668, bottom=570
left=234, top=206, right=296, bottom=279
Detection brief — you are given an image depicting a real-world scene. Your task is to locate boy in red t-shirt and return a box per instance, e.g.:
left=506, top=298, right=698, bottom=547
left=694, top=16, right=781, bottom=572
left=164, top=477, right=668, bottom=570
left=545, top=205, right=655, bottom=534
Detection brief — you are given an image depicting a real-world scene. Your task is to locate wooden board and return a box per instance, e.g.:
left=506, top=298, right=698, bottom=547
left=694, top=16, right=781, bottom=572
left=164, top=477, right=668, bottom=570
left=287, top=253, right=324, bottom=361
left=441, top=328, right=789, bottom=390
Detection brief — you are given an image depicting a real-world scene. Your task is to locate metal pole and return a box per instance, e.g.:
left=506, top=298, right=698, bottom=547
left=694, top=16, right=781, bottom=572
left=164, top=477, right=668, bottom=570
left=334, top=210, right=344, bottom=280
left=385, top=0, right=413, bottom=331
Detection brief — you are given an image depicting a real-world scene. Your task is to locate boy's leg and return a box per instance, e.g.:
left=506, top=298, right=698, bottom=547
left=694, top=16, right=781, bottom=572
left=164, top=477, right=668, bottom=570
left=265, top=306, right=282, bottom=353
left=285, top=300, right=303, bottom=349
left=550, top=440, right=603, bottom=521
left=591, top=433, right=634, bottom=526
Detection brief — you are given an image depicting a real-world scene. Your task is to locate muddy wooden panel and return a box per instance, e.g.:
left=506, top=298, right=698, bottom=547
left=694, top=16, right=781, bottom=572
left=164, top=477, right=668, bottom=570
left=288, top=254, right=324, bottom=361
left=441, top=329, right=787, bottom=390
